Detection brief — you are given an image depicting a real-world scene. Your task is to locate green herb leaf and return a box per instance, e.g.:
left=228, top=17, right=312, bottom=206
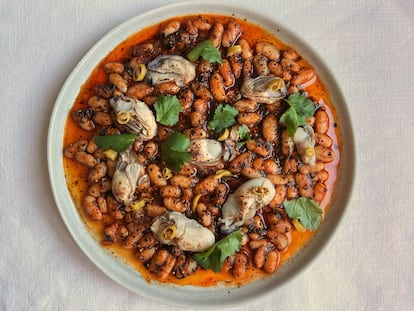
left=283, top=197, right=323, bottom=230
left=160, top=133, right=192, bottom=172
left=193, top=230, right=243, bottom=272
left=188, top=40, right=223, bottom=64
left=280, top=93, right=315, bottom=136
left=208, top=104, right=239, bottom=133
left=237, top=124, right=250, bottom=147
left=154, top=94, right=183, bottom=126
left=93, top=134, right=136, bottom=152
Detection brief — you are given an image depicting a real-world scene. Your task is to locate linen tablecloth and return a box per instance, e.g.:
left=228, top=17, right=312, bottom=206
left=1, top=0, right=413, bottom=310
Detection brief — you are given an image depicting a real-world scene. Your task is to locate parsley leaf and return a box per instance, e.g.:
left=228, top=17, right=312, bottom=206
left=160, top=133, right=192, bottom=172
left=93, top=134, right=136, bottom=152
left=237, top=124, right=250, bottom=147
left=280, top=93, right=315, bottom=136
left=208, top=104, right=239, bottom=133
left=283, top=197, right=323, bottom=230
left=188, top=40, right=223, bottom=64
left=193, top=230, right=243, bottom=272
left=154, top=95, right=183, bottom=126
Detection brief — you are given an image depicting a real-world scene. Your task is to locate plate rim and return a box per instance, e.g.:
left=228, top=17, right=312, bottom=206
left=47, top=1, right=355, bottom=308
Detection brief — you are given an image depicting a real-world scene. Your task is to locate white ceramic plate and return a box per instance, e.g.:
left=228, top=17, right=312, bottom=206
left=48, top=1, right=355, bottom=308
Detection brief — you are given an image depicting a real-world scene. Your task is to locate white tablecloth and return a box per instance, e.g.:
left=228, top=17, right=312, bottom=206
left=1, top=0, right=413, bottom=310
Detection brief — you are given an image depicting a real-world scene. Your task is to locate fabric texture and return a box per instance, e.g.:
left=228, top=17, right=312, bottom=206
left=0, top=0, right=413, bottom=310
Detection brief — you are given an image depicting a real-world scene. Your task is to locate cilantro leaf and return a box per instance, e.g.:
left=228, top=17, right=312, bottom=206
left=93, top=134, right=136, bottom=152
left=154, top=95, right=183, bottom=126
left=280, top=93, right=315, bottom=136
left=208, top=104, right=239, bottom=133
left=283, top=197, right=323, bottom=230
left=188, top=40, right=223, bottom=64
left=160, top=133, right=192, bottom=172
left=193, top=230, right=243, bottom=272
left=237, top=124, right=250, bottom=147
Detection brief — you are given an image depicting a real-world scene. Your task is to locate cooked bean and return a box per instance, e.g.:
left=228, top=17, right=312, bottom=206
left=234, top=99, right=258, bottom=112
left=147, top=164, right=167, bottom=187
left=179, top=89, right=194, bottom=112
left=137, top=232, right=158, bottom=249
left=239, top=38, right=253, bottom=60
left=160, top=185, right=182, bottom=198
left=143, top=141, right=158, bottom=159
left=281, top=130, right=294, bottom=156
left=229, top=152, right=254, bottom=173
left=161, top=20, right=180, bottom=36
left=196, top=203, right=212, bottom=227
left=313, top=182, right=328, bottom=203
left=315, top=133, right=333, bottom=147
left=241, top=167, right=262, bottom=179
left=137, top=247, right=156, bottom=262
left=315, top=145, right=336, bottom=163
left=192, top=17, right=211, bottom=31
left=222, top=20, right=241, bottom=47
left=292, top=68, right=316, bottom=86
left=93, top=111, right=112, bottom=126
left=267, top=230, right=289, bottom=250
left=72, top=109, right=95, bottom=131
left=242, top=58, right=253, bottom=80
left=194, top=175, right=219, bottom=195
left=88, top=183, right=101, bottom=197
left=88, top=162, right=107, bottom=182
left=263, top=159, right=280, bottom=175
left=148, top=249, right=176, bottom=279
left=312, top=170, right=329, bottom=183
left=163, top=197, right=187, bottom=213
left=286, top=185, right=299, bottom=200
left=88, top=96, right=110, bottom=111
left=262, top=114, right=278, bottom=142
left=237, top=112, right=261, bottom=127
left=189, top=111, right=206, bottom=127
left=191, top=82, right=212, bottom=100
left=106, top=194, right=124, bottom=220
left=193, top=98, right=208, bottom=113
left=263, top=250, right=280, bottom=273
left=253, top=54, right=270, bottom=76
left=267, top=174, right=288, bottom=185
left=254, top=243, right=271, bottom=269
left=83, top=195, right=103, bottom=221
left=246, top=139, right=272, bottom=157
left=295, top=173, right=313, bottom=198
left=183, top=127, right=208, bottom=140
left=268, top=60, right=283, bottom=77
left=109, top=73, right=128, bottom=93
left=209, top=72, right=226, bottom=102
left=156, top=81, right=180, bottom=95
left=74, top=151, right=97, bottom=168
left=269, top=185, right=287, bottom=208
left=209, top=22, right=224, bottom=48
left=219, top=59, right=235, bottom=87
left=64, top=139, right=88, bottom=158
left=212, top=183, right=228, bottom=206
left=228, top=52, right=243, bottom=79
left=232, top=252, right=248, bottom=278
left=255, top=42, right=280, bottom=60
left=169, top=175, right=197, bottom=188
left=283, top=158, right=298, bottom=174
left=145, top=203, right=166, bottom=217
left=126, top=82, right=154, bottom=100
left=282, top=49, right=300, bottom=61
left=177, top=164, right=197, bottom=176
left=280, top=58, right=300, bottom=73
left=314, top=109, right=329, bottom=134
left=103, top=62, right=124, bottom=74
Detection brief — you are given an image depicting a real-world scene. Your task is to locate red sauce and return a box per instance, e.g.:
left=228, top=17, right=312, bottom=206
left=63, top=14, right=341, bottom=287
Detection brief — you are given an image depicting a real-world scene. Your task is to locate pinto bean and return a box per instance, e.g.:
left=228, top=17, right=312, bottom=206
left=177, top=164, right=197, bottom=176
left=183, top=127, right=208, bottom=140
left=137, top=247, right=156, bottom=262
left=72, top=109, right=95, bottom=131
left=169, top=175, right=197, bottom=188
left=263, top=159, right=280, bottom=175
left=64, top=139, right=88, bottom=158
left=280, top=58, right=300, bottom=73
left=196, top=203, right=212, bottom=227
left=179, top=89, right=194, bottom=112
left=104, top=63, right=124, bottom=75
left=209, top=72, right=226, bottom=102
left=255, top=42, right=280, bottom=61
left=189, top=111, right=206, bottom=127
left=314, top=109, right=329, bottom=134
left=228, top=52, right=243, bottom=79
left=267, top=174, right=288, bottom=185
left=246, top=139, right=272, bottom=157
left=234, top=99, right=258, bottom=112
left=292, top=68, right=316, bottom=86
left=148, top=249, right=176, bottom=279
left=299, top=161, right=325, bottom=174
left=237, top=112, right=261, bottom=127
left=286, top=185, right=299, bottom=200
left=222, top=20, right=241, bottom=47
left=312, top=170, right=329, bottom=183
left=106, top=194, right=123, bottom=220
left=268, top=60, right=283, bottom=77
left=156, top=81, right=180, bottom=95
left=193, top=98, right=208, bottom=113
left=313, top=182, right=328, bottom=203
left=263, top=250, right=280, bottom=273
left=212, top=183, right=228, bottom=206
left=262, top=114, right=278, bottom=142
left=163, top=197, right=187, bottom=212
left=253, top=54, right=270, bottom=76
left=192, top=17, right=211, bottom=31
left=232, top=252, right=249, bottom=279
left=161, top=20, right=180, bottom=36
left=147, top=164, right=167, bottom=187
left=283, top=49, right=300, bottom=61
left=160, top=185, right=182, bottom=198
left=239, top=39, right=253, bottom=60
left=83, top=195, right=103, bottom=221
left=283, top=158, right=298, bottom=174
left=219, top=59, right=235, bottom=87
left=145, top=203, right=166, bottom=217
left=267, top=230, right=289, bottom=250
left=281, top=130, right=294, bottom=156
left=315, top=133, right=333, bottom=147
left=109, top=73, right=128, bottom=93
left=254, top=243, right=271, bottom=269
left=269, top=185, right=287, bottom=208
left=126, top=82, right=154, bottom=100
left=143, top=141, right=158, bottom=159
left=137, top=232, right=158, bottom=249
left=229, top=152, right=254, bottom=173
left=88, top=162, right=107, bottom=182
left=242, top=58, right=253, bottom=80
left=209, top=22, right=224, bottom=48
left=194, top=175, right=219, bottom=195
left=88, top=96, right=110, bottom=111
left=295, top=173, right=313, bottom=198
left=315, top=145, right=336, bottom=163
left=241, top=167, right=262, bottom=179
left=75, top=151, right=97, bottom=168
left=93, top=111, right=112, bottom=126
left=191, top=82, right=212, bottom=100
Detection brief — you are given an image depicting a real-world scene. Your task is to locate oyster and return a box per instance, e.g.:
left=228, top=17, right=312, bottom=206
left=112, top=150, right=144, bottom=204
left=146, top=55, right=196, bottom=87
left=110, top=96, right=157, bottom=141
left=293, top=125, right=316, bottom=166
left=240, top=75, right=287, bottom=104
left=190, top=139, right=228, bottom=168
left=221, top=177, right=275, bottom=232
left=151, top=212, right=215, bottom=252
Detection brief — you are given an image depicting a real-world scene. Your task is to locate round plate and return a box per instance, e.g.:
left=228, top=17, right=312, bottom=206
left=47, top=1, right=355, bottom=308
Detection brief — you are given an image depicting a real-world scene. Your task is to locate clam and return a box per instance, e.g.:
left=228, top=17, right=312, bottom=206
left=151, top=212, right=215, bottom=252
left=240, top=75, right=287, bottom=104
left=221, top=177, right=275, bottom=232
left=190, top=139, right=229, bottom=168
left=112, top=150, right=144, bottom=204
left=146, top=55, right=196, bottom=87
left=110, top=96, right=157, bottom=141
left=293, top=125, right=316, bottom=166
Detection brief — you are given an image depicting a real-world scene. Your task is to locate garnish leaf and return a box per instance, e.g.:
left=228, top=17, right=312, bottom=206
left=208, top=104, right=239, bottom=133
left=280, top=93, right=315, bottom=136
left=188, top=40, right=223, bottom=64
left=94, top=134, right=136, bottom=152
left=237, top=124, right=250, bottom=147
left=193, top=230, right=243, bottom=272
left=283, top=197, right=323, bottom=230
left=154, top=94, right=183, bottom=126
left=160, top=133, right=192, bottom=172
